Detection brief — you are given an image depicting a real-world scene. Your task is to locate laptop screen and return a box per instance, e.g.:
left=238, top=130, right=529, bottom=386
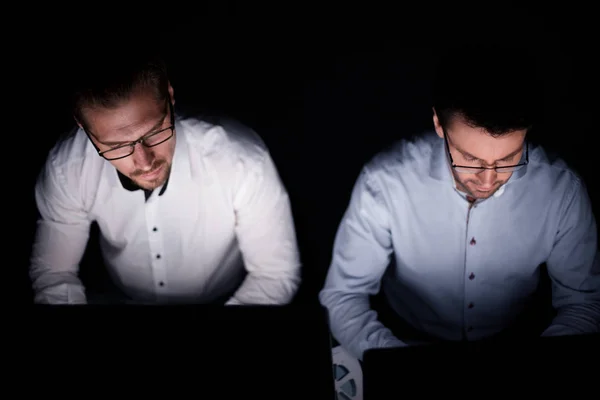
left=28, top=304, right=336, bottom=399
left=362, top=334, right=599, bottom=399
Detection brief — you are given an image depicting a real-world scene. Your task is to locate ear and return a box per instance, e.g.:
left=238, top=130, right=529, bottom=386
left=74, top=116, right=84, bottom=130
left=168, top=81, right=175, bottom=105
left=432, top=108, right=444, bottom=139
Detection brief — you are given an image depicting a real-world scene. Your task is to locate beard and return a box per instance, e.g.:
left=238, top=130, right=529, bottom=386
left=453, top=172, right=507, bottom=200
left=130, top=159, right=170, bottom=190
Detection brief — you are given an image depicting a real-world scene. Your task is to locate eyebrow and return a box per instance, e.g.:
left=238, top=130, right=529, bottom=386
left=99, top=109, right=169, bottom=147
left=456, top=145, right=522, bottom=162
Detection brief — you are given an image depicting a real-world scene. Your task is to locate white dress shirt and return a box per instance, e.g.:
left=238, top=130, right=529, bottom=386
left=319, top=131, right=600, bottom=360
left=30, top=115, right=302, bottom=305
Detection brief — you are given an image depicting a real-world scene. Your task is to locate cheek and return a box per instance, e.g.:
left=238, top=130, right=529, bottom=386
left=453, top=172, right=477, bottom=186
left=157, top=142, right=176, bottom=163
left=156, top=147, right=170, bottom=160
left=461, top=178, right=478, bottom=187
left=109, top=159, right=135, bottom=175
left=498, top=172, right=513, bottom=183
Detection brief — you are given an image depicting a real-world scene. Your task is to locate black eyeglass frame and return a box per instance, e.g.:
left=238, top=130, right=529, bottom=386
left=83, top=99, right=175, bottom=161
left=442, top=128, right=529, bottom=174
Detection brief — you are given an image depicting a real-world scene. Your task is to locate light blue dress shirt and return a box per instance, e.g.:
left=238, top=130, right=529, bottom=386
left=319, top=131, right=600, bottom=360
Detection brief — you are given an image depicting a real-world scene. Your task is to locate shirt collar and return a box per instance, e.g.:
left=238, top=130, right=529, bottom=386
left=117, top=170, right=170, bottom=200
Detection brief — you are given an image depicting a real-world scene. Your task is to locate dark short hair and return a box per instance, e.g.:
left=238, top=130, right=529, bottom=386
left=71, top=44, right=170, bottom=129
left=432, top=43, right=542, bottom=136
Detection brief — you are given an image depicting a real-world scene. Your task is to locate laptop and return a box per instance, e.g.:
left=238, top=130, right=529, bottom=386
left=27, top=303, right=335, bottom=399
left=363, top=333, right=599, bottom=398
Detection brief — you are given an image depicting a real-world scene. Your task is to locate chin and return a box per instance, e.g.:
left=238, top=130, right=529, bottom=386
left=131, top=164, right=170, bottom=190
left=134, top=174, right=167, bottom=191
left=471, top=187, right=499, bottom=199
left=142, top=180, right=165, bottom=191
left=472, top=192, right=494, bottom=200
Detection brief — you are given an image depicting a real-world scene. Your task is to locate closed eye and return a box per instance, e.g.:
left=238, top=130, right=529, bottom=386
left=499, top=155, right=517, bottom=163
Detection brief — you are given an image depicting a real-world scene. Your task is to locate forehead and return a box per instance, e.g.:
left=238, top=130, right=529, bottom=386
left=446, top=117, right=526, bottom=157
left=83, top=90, right=166, bottom=140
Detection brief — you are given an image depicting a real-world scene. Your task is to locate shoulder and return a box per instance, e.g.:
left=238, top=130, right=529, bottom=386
left=38, top=126, right=102, bottom=189
left=527, top=143, right=587, bottom=207
left=35, top=126, right=104, bottom=210
left=178, top=115, right=270, bottom=168
left=47, top=127, right=90, bottom=167
left=347, top=131, right=438, bottom=211
left=528, top=144, right=583, bottom=192
left=364, top=130, right=438, bottom=181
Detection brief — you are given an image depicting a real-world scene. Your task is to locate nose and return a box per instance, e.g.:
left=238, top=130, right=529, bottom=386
left=479, top=169, right=497, bottom=186
left=131, top=142, right=154, bottom=170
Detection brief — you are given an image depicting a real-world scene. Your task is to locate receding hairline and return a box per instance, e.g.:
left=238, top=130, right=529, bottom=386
left=440, top=109, right=532, bottom=136
left=444, top=114, right=527, bottom=162
left=75, top=82, right=168, bottom=128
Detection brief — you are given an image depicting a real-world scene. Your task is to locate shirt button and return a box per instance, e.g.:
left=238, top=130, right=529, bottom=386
left=468, top=302, right=474, bottom=309
left=469, top=273, right=475, bottom=280
left=470, top=237, right=476, bottom=245
left=156, top=254, right=161, bottom=259
left=467, top=326, right=473, bottom=332
left=159, top=281, right=164, bottom=287
left=153, top=227, right=158, bottom=232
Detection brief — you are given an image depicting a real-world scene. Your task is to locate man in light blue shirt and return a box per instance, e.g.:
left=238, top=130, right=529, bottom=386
left=319, top=43, right=600, bottom=360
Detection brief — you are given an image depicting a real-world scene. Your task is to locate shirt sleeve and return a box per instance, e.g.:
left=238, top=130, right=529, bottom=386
left=319, top=167, right=405, bottom=360
left=543, top=176, right=600, bottom=335
left=225, top=151, right=301, bottom=305
left=29, top=157, right=91, bottom=304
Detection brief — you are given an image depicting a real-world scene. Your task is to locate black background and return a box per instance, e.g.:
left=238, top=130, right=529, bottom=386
left=17, top=4, right=598, bottom=305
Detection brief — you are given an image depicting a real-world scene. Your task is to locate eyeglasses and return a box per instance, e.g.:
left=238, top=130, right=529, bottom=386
left=98, top=126, right=174, bottom=160
left=84, top=99, right=175, bottom=161
left=443, top=129, right=528, bottom=174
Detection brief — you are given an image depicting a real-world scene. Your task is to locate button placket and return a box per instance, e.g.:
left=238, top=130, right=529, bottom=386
left=145, top=199, right=168, bottom=292
left=464, top=204, right=478, bottom=338
left=464, top=199, right=491, bottom=339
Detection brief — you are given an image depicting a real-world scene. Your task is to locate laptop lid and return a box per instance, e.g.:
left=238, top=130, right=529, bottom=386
left=363, top=334, right=599, bottom=398
left=28, top=304, right=336, bottom=399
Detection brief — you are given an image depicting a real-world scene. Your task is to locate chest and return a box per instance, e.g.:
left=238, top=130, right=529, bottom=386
left=389, top=185, right=558, bottom=279
left=88, top=178, right=236, bottom=250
